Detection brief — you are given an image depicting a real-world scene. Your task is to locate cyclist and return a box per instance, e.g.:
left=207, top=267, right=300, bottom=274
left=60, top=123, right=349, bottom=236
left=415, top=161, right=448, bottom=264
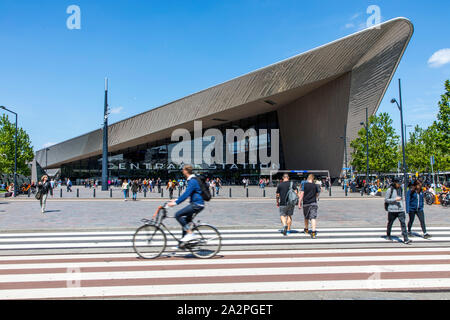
left=167, top=164, right=205, bottom=244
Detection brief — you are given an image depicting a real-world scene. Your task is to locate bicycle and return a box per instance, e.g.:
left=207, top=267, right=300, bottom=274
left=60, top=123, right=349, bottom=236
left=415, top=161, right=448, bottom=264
left=132, top=203, right=222, bottom=259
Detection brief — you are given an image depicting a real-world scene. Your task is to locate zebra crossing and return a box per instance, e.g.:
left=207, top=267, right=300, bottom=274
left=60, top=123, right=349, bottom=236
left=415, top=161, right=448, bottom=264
left=1, top=227, right=450, bottom=251
left=0, top=246, right=450, bottom=299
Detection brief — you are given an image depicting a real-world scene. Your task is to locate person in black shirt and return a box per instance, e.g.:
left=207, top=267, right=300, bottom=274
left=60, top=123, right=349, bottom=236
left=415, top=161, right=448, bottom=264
left=298, top=174, right=320, bottom=238
left=276, top=174, right=298, bottom=236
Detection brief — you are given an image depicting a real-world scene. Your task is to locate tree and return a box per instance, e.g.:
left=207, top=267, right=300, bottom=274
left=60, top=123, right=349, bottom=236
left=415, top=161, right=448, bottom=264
left=405, top=80, right=450, bottom=173
left=405, top=125, right=429, bottom=172
left=0, top=114, right=34, bottom=176
left=427, top=80, right=450, bottom=172
left=350, top=112, right=400, bottom=175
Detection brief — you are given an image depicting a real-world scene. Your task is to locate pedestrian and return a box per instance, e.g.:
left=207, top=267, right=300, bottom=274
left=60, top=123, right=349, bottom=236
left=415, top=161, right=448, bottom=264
left=66, top=178, right=72, bottom=192
left=385, top=178, right=412, bottom=244
left=406, top=180, right=431, bottom=239
left=121, top=179, right=129, bottom=201
left=276, top=174, right=298, bottom=236
left=215, top=178, right=221, bottom=195
left=131, top=180, right=139, bottom=201
left=37, top=175, right=52, bottom=214
left=298, top=174, right=320, bottom=239
left=167, top=180, right=175, bottom=199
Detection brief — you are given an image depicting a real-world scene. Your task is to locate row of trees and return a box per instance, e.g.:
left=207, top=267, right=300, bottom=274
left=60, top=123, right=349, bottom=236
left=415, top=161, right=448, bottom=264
left=0, top=114, right=34, bottom=176
left=350, top=80, right=450, bottom=175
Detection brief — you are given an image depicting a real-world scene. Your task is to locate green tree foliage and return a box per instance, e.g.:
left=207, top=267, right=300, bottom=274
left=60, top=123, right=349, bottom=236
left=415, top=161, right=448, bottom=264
left=350, top=112, right=400, bottom=174
left=405, top=80, right=449, bottom=172
left=0, top=114, right=34, bottom=176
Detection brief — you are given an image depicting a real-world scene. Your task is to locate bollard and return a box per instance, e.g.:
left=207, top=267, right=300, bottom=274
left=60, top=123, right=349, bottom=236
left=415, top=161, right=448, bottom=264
left=263, top=189, right=266, bottom=198
left=77, top=189, right=79, bottom=198
left=60, top=189, right=62, bottom=198
left=93, top=189, right=96, bottom=198
left=246, top=188, right=249, bottom=198
left=28, top=189, right=31, bottom=198
left=110, top=188, right=112, bottom=198
left=329, top=186, right=332, bottom=197
left=345, top=188, right=348, bottom=197
left=178, top=188, right=181, bottom=197
left=144, top=189, right=147, bottom=198
left=161, top=189, right=164, bottom=198
left=212, top=188, right=215, bottom=198
left=229, top=188, right=232, bottom=198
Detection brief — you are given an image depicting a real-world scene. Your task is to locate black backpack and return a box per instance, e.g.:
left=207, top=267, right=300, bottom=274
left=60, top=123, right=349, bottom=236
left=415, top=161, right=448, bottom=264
left=384, top=187, right=394, bottom=211
left=195, top=175, right=212, bottom=202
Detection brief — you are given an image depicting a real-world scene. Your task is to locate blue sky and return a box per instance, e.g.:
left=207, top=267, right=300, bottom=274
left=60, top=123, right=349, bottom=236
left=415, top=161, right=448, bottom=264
left=0, top=0, right=449, bottom=151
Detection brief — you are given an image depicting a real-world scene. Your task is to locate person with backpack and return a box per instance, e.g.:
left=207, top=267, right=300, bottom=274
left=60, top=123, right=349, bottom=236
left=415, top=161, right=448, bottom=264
left=37, top=175, right=52, bottom=214
left=276, top=174, right=298, bottom=236
left=168, top=165, right=209, bottom=245
left=298, top=174, right=320, bottom=239
left=406, top=180, right=431, bottom=239
left=385, top=178, right=412, bottom=244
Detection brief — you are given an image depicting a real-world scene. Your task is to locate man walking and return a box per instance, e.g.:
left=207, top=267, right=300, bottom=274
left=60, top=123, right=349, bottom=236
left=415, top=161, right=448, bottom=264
left=276, top=174, right=298, bottom=236
left=385, top=178, right=412, bottom=244
left=298, top=174, right=320, bottom=239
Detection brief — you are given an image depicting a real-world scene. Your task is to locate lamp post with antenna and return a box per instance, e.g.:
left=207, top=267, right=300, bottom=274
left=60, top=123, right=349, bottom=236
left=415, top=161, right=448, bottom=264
left=391, top=78, right=408, bottom=195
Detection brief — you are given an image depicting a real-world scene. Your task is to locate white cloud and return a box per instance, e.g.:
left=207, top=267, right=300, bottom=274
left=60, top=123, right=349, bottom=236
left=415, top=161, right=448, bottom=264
left=43, top=142, right=56, bottom=148
left=428, top=48, right=450, bottom=68
left=344, top=23, right=355, bottom=29
left=109, top=106, right=123, bottom=114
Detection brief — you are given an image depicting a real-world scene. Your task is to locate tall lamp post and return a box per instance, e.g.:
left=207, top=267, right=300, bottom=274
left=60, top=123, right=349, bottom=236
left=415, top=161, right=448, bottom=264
left=0, top=106, right=18, bottom=197
left=359, top=107, right=370, bottom=190
left=391, top=78, right=408, bottom=195
left=339, top=123, right=349, bottom=179
left=101, top=78, right=109, bottom=191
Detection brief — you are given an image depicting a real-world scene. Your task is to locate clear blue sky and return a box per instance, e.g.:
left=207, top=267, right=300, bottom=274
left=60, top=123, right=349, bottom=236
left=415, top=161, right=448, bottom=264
left=0, top=0, right=448, bottom=151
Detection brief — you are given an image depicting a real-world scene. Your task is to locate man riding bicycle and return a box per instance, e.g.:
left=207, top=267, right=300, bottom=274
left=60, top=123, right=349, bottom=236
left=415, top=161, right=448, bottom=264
left=167, top=164, right=204, bottom=244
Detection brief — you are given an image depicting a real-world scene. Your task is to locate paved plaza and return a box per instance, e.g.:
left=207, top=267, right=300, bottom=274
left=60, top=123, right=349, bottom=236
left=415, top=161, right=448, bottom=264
left=0, top=188, right=448, bottom=232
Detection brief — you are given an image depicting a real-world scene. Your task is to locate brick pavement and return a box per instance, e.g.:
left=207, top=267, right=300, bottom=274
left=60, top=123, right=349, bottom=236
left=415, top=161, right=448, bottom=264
left=0, top=196, right=449, bottom=232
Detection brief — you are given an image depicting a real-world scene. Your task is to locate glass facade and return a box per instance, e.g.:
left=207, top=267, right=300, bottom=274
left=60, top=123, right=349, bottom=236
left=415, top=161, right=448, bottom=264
left=60, top=111, right=285, bottom=184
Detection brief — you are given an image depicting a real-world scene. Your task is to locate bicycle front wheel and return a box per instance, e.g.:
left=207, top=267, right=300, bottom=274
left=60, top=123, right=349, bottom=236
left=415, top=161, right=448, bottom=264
left=133, top=225, right=166, bottom=259
left=189, top=224, right=222, bottom=259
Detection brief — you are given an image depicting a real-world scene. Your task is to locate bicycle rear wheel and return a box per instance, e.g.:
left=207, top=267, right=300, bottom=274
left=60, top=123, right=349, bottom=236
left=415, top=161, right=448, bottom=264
left=133, top=225, right=166, bottom=259
left=189, top=224, right=222, bottom=259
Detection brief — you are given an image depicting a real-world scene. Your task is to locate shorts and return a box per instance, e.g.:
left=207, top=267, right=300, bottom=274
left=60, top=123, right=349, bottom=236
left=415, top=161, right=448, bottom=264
left=303, top=203, right=318, bottom=220
left=280, top=206, right=295, bottom=217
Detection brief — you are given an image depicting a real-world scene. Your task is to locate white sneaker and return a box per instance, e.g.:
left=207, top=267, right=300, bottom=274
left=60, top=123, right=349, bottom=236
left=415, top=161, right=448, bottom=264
left=180, top=233, right=197, bottom=242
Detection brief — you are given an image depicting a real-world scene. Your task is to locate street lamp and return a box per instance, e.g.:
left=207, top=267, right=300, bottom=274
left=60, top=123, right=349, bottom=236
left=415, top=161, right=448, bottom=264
left=359, top=107, right=370, bottom=190
left=391, top=78, right=408, bottom=195
left=0, top=106, right=18, bottom=197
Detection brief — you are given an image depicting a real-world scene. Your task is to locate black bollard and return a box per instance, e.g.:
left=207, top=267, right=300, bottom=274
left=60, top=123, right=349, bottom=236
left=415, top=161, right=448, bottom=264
left=161, top=189, right=164, bottom=198
left=110, top=188, right=113, bottom=198
left=93, top=188, right=96, bottom=198
left=229, top=188, right=232, bottom=198
left=77, top=189, right=79, bottom=198
left=144, top=189, right=147, bottom=198
left=263, top=189, right=266, bottom=198
left=60, top=189, right=62, bottom=198
left=178, top=188, right=181, bottom=197
left=246, top=188, right=249, bottom=198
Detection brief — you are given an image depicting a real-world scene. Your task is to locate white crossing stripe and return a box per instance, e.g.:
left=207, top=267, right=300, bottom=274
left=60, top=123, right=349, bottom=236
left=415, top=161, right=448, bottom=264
left=0, top=227, right=449, bottom=251
left=0, top=246, right=450, bottom=299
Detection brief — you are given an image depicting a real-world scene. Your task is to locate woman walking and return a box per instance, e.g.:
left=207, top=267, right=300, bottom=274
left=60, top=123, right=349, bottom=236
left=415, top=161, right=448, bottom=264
left=37, top=175, right=51, bottom=214
left=131, top=180, right=139, bottom=201
left=406, top=180, right=431, bottom=239
left=121, top=179, right=129, bottom=201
